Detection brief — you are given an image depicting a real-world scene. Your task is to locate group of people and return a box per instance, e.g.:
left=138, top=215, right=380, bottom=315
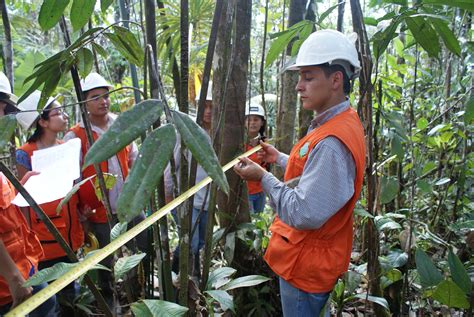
left=0, top=28, right=365, bottom=316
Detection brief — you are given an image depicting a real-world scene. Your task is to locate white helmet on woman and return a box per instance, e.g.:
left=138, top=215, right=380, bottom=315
left=0, top=72, right=19, bottom=112
left=287, top=29, right=361, bottom=78
left=16, top=90, right=57, bottom=130
left=245, top=102, right=266, bottom=119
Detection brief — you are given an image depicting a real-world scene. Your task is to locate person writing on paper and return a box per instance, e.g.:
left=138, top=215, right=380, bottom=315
left=63, top=72, right=145, bottom=305
left=15, top=91, right=84, bottom=313
left=0, top=72, right=56, bottom=315
left=234, top=30, right=366, bottom=316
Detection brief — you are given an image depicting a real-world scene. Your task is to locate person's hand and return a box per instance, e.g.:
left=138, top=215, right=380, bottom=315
left=257, top=141, right=280, bottom=164
left=234, top=157, right=267, bottom=181
left=8, top=273, right=33, bottom=308
left=19, top=171, right=40, bottom=186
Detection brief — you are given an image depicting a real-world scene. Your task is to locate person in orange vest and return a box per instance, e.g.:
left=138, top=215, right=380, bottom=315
left=245, top=102, right=268, bottom=213
left=0, top=72, right=56, bottom=315
left=63, top=72, right=146, bottom=304
left=15, top=90, right=84, bottom=312
left=234, top=30, right=366, bottom=316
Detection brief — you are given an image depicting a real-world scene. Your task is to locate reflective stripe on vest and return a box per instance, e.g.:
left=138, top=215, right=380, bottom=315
left=263, top=108, right=366, bottom=293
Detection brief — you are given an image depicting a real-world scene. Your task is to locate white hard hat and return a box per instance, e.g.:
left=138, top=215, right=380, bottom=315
left=246, top=102, right=266, bottom=119
left=0, top=72, right=19, bottom=111
left=80, top=72, right=113, bottom=92
left=196, top=81, right=213, bottom=101
left=16, top=90, right=57, bottom=130
left=287, top=29, right=361, bottom=78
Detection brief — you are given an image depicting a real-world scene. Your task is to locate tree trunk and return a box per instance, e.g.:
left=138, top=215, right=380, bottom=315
left=275, top=0, right=305, bottom=177
left=212, top=0, right=251, bottom=229
left=0, top=0, right=13, bottom=86
left=350, top=0, right=390, bottom=316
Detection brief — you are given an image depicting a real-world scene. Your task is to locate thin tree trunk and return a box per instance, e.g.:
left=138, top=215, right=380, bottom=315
left=259, top=0, right=269, bottom=110
left=275, top=0, right=305, bottom=178
left=337, top=0, right=345, bottom=32
left=350, top=0, right=390, bottom=316
left=214, top=0, right=251, bottom=228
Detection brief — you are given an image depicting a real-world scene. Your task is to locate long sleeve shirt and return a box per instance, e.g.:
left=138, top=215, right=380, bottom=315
left=261, top=100, right=356, bottom=230
left=63, top=113, right=138, bottom=214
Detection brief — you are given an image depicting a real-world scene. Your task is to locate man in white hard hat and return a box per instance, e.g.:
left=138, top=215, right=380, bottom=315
left=0, top=72, right=57, bottom=315
left=63, top=72, right=144, bottom=303
left=234, top=30, right=366, bottom=316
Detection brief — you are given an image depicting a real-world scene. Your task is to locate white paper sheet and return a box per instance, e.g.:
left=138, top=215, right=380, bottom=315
left=12, top=138, right=82, bottom=207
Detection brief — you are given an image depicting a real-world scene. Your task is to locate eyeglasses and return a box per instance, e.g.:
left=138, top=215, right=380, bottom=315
left=47, top=108, right=67, bottom=118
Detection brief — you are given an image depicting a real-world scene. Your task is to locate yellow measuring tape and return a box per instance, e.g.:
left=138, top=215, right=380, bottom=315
left=7, top=145, right=261, bottom=316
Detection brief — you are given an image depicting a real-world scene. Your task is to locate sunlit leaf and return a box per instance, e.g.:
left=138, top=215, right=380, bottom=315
left=38, top=0, right=70, bottom=31
left=56, top=175, right=95, bottom=214
left=220, top=275, right=271, bottom=291
left=206, top=267, right=236, bottom=291
left=386, top=249, right=409, bottom=267
left=84, top=99, right=163, bottom=168
left=94, top=173, right=116, bottom=202
left=24, top=262, right=109, bottom=287
left=110, top=222, right=128, bottom=241
left=172, top=110, right=229, bottom=194
left=434, top=177, right=450, bottom=186
left=353, top=293, right=389, bottom=310
left=116, top=125, right=176, bottom=223
left=114, top=253, right=147, bottom=281
left=433, top=280, right=470, bottom=308
left=205, top=290, right=234, bottom=312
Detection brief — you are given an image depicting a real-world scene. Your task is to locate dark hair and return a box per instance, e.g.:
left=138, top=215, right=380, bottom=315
left=27, top=105, right=54, bottom=143
left=319, top=63, right=351, bottom=95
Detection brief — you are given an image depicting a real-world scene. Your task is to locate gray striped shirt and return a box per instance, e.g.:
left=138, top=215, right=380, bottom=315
left=261, top=100, right=356, bottom=230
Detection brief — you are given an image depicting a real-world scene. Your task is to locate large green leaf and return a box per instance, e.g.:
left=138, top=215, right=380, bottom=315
left=415, top=249, right=443, bottom=287
left=422, top=0, right=474, bottom=11
left=92, top=42, right=108, bottom=59
left=83, top=99, right=163, bottom=168
left=205, top=290, right=234, bottom=312
left=172, top=110, right=229, bottom=194
left=0, top=115, right=17, bottom=149
left=447, top=249, right=471, bottom=295
left=114, top=253, right=147, bottom=281
left=380, top=176, right=399, bottom=204
left=132, top=300, right=188, bottom=317
left=432, top=280, right=470, bottom=309
left=103, top=26, right=144, bottom=66
left=70, top=0, right=96, bottom=32
left=76, top=47, right=94, bottom=78
left=353, top=293, right=389, bottom=310
left=405, top=16, right=440, bottom=58
left=372, top=17, right=400, bottom=61
left=38, top=0, right=70, bottom=31
left=116, top=125, right=176, bottom=223
left=24, top=262, right=109, bottom=287
left=206, top=267, right=236, bottom=290
left=386, top=249, right=409, bottom=268
left=429, top=18, right=461, bottom=56
left=220, top=275, right=271, bottom=291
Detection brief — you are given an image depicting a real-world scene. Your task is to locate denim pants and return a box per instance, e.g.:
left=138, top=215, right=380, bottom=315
left=279, top=278, right=330, bottom=317
left=173, top=207, right=208, bottom=256
left=248, top=192, right=265, bottom=213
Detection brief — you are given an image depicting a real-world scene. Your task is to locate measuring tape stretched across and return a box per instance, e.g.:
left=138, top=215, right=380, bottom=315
left=7, top=145, right=262, bottom=316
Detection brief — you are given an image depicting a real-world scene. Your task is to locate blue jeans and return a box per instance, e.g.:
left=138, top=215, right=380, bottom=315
left=173, top=207, right=208, bottom=255
left=279, top=278, right=330, bottom=317
left=249, top=192, right=265, bottom=213
left=0, top=282, right=57, bottom=316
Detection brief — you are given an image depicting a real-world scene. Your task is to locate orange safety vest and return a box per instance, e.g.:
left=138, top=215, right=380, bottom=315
left=263, top=108, right=366, bottom=293
left=19, top=142, right=84, bottom=261
left=0, top=173, right=43, bottom=306
left=70, top=124, right=130, bottom=223
left=245, top=143, right=265, bottom=195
